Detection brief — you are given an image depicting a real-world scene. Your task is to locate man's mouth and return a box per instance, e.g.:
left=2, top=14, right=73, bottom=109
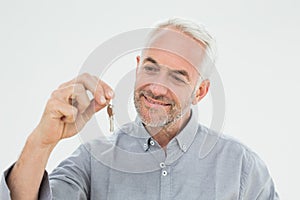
left=142, top=94, right=172, bottom=107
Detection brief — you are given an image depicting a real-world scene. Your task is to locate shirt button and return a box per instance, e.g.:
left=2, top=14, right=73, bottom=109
left=143, top=143, right=148, bottom=151
left=182, top=144, right=187, bottom=151
left=159, top=162, right=166, bottom=168
left=162, top=170, right=168, bottom=176
left=150, top=140, right=155, bottom=146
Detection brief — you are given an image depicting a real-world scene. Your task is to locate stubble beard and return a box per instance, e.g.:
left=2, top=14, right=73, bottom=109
left=134, top=90, right=191, bottom=128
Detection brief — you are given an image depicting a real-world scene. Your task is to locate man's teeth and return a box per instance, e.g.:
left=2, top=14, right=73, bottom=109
left=145, top=96, right=168, bottom=106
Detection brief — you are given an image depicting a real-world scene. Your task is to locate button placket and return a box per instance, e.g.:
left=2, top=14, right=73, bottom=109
left=160, top=165, right=171, bottom=199
left=162, top=170, right=168, bottom=176
left=160, top=162, right=168, bottom=176
left=159, top=162, right=166, bottom=168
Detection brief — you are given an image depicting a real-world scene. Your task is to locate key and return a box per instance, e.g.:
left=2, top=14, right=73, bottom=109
left=107, top=103, right=114, bottom=132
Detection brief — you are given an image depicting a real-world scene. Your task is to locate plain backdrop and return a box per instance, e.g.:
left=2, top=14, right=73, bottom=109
left=0, top=0, right=299, bottom=199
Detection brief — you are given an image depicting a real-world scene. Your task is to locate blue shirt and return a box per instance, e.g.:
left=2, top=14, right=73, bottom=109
left=1, top=109, right=279, bottom=199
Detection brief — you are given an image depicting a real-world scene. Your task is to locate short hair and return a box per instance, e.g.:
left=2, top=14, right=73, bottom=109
left=144, top=18, right=217, bottom=79
left=154, top=18, right=217, bottom=65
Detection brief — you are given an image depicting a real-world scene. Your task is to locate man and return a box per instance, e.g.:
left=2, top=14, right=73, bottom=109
left=1, top=18, right=279, bottom=199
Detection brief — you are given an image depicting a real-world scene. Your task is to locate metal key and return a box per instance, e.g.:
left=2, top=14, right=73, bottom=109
left=107, top=103, right=114, bottom=132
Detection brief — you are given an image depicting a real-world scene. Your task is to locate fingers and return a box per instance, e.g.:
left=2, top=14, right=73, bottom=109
left=75, top=73, right=114, bottom=105
left=81, top=98, right=106, bottom=120
left=54, top=73, right=114, bottom=114
left=51, top=84, right=90, bottom=114
left=39, top=73, right=113, bottom=143
left=46, top=99, right=78, bottom=123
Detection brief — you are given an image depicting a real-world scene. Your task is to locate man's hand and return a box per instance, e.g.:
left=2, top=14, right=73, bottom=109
left=7, top=73, right=114, bottom=200
left=33, top=73, right=114, bottom=147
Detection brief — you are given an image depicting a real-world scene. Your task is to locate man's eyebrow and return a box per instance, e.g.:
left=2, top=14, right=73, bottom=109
left=142, top=57, right=158, bottom=65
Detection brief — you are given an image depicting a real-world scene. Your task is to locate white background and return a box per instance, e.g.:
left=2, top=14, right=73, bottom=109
left=0, top=0, right=299, bottom=199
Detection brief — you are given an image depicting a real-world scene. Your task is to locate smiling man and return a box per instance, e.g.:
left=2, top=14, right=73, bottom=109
left=1, top=18, right=279, bottom=199
left=133, top=28, right=210, bottom=148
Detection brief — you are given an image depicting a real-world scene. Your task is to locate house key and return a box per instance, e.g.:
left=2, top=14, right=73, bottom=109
left=107, top=103, right=114, bottom=132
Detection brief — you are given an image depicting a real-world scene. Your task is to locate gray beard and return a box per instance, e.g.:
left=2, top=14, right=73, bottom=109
left=134, top=96, right=192, bottom=128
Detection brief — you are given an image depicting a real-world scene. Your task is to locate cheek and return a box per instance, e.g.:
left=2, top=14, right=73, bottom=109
left=135, top=72, right=172, bottom=91
left=134, top=82, right=148, bottom=95
left=174, top=89, right=193, bottom=106
left=176, top=95, right=187, bottom=106
left=134, top=75, right=150, bottom=91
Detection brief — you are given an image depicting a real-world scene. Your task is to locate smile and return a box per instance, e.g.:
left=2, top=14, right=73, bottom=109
left=142, top=94, right=171, bottom=107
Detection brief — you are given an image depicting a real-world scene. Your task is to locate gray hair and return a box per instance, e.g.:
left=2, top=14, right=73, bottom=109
left=155, top=18, right=217, bottom=65
left=144, top=18, right=217, bottom=79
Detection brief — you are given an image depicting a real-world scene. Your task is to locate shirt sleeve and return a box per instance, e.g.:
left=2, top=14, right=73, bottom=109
left=49, top=144, right=91, bottom=199
left=0, top=144, right=91, bottom=200
left=0, top=164, right=51, bottom=200
left=0, top=165, right=14, bottom=200
left=240, top=149, right=280, bottom=200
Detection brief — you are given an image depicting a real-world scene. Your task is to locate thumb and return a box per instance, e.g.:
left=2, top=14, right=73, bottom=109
left=83, top=99, right=107, bottom=120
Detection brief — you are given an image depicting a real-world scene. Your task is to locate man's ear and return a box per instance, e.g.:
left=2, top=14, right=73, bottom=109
left=192, top=79, right=210, bottom=105
left=136, top=56, right=141, bottom=75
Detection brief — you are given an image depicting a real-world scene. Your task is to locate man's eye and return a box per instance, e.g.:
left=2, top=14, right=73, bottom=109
left=144, top=65, right=159, bottom=72
left=171, top=74, right=188, bottom=84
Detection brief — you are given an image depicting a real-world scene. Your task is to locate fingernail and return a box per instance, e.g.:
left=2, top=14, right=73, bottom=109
left=108, top=91, right=114, bottom=98
left=100, top=96, right=106, bottom=104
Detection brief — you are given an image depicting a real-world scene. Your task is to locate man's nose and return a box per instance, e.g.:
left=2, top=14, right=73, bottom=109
left=148, top=83, right=168, bottom=97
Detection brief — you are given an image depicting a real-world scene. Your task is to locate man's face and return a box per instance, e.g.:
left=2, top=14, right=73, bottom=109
left=134, top=28, right=205, bottom=127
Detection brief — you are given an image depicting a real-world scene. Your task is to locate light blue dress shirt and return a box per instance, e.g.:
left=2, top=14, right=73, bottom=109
left=1, top=109, right=279, bottom=199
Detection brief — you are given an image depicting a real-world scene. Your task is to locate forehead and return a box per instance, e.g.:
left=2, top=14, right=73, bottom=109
left=142, top=28, right=206, bottom=77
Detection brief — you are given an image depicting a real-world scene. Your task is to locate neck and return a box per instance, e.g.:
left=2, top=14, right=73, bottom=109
left=145, top=109, right=191, bottom=148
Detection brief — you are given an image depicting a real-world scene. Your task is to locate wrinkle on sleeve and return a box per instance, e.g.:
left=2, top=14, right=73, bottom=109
left=239, top=149, right=280, bottom=200
left=49, top=144, right=91, bottom=200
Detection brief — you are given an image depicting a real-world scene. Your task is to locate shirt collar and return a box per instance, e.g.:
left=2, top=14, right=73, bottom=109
left=129, top=106, right=199, bottom=152
left=174, top=106, right=199, bottom=152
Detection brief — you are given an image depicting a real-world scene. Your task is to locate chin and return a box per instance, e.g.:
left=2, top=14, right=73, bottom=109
left=138, top=112, right=169, bottom=127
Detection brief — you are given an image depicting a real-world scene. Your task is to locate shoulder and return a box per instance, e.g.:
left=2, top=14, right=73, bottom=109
left=198, top=124, right=264, bottom=162
left=197, top=124, right=271, bottom=180
left=198, top=125, right=276, bottom=198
